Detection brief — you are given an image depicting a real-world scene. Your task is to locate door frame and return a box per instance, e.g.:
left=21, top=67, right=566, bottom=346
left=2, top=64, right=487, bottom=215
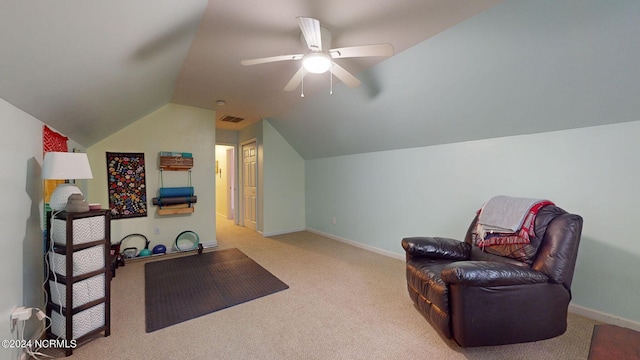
left=225, top=147, right=235, bottom=220
left=216, top=142, right=239, bottom=225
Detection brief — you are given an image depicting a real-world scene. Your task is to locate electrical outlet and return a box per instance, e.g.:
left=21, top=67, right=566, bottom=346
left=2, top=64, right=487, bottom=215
left=10, top=306, right=31, bottom=330
left=331, top=216, right=337, bottom=225
left=11, top=307, right=31, bottom=321
left=154, top=227, right=160, bottom=235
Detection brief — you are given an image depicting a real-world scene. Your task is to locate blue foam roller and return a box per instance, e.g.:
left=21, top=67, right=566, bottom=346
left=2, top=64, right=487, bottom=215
left=159, top=187, right=194, bottom=198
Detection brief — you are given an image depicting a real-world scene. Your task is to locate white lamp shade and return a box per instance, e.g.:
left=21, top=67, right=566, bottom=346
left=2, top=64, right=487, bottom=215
left=42, top=152, right=93, bottom=180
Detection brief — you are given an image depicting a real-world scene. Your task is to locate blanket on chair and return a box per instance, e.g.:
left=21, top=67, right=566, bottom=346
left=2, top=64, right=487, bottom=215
left=476, top=195, right=554, bottom=247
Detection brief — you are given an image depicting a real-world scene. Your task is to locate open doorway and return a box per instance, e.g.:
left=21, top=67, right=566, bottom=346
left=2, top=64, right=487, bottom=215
left=215, top=145, right=236, bottom=221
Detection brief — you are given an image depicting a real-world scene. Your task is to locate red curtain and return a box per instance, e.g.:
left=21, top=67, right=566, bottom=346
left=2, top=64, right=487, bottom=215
left=42, top=126, right=69, bottom=202
left=43, top=125, right=68, bottom=153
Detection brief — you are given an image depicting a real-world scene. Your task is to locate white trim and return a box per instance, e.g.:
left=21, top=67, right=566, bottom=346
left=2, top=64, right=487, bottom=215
left=216, top=141, right=239, bottom=226
left=166, top=240, right=218, bottom=254
left=306, top=227, right=405, bottom=261
left=569, top=303, right=640, bottom=332
left=200, top=240, right=218, bottom=249
left=263, top=227, right=306, bottom=237
left=307, top=227, right=640, bottom=331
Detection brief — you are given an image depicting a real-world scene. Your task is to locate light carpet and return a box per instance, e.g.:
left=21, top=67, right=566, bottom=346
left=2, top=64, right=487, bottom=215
left=50, top=216, right=599, bottom=359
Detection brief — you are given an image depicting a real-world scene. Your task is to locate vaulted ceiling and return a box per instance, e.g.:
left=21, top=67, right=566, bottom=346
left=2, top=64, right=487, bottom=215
left=0, top=0, right=500, bottom=145
left=2, top=1, right=640, bottom=159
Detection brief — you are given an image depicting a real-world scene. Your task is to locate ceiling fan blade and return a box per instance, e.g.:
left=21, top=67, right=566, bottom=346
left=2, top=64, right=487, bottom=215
left=284, top=66, right=306, bottom=91
left=331, top=62, right=361, bottom=88
left=330, top=44, right=394, bottom=59
left=241, top=54, right=303, bottom=66
left=297, top=17, right=322, bottom=52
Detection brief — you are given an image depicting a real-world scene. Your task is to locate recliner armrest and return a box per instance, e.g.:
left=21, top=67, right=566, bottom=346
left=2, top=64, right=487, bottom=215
left=441, top=261, right=549, bottom=286
left=402, top=237, right=470, bottom=260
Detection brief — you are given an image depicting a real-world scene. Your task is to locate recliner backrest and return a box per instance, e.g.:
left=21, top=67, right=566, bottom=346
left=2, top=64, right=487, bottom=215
left=531, top=206, right=583, bottom=288
left=464, top=205, right=583, bottom=288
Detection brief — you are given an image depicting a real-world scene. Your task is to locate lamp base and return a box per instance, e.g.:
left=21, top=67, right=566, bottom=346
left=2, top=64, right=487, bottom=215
left=49, top=184, right=83, bottom=211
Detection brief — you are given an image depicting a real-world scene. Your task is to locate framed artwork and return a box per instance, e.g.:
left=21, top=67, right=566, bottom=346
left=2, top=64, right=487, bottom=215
left=106, top=152, right=147, bottom=219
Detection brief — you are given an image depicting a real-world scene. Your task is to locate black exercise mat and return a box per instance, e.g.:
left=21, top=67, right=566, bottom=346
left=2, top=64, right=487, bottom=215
left=145, top=248, right=289, bottom=332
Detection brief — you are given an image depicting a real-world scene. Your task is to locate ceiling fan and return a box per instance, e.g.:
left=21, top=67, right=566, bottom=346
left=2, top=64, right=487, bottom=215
left=241, top=17, right=394, bottom=94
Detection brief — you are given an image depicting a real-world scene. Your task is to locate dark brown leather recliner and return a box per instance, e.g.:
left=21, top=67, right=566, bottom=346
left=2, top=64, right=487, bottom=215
left=401, top=205, right=583, bottom=347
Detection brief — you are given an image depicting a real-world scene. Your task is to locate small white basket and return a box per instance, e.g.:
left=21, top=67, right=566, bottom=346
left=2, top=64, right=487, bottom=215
left=48, top=245, right=105, bottom=277
left=51, top=303, right=105, bottom=340
left=49, top=274, right=105, bottom=308
left=51, top=216, right=105, bottom=245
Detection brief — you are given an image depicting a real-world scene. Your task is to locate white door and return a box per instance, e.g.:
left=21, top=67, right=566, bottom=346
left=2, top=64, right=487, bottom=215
left=242, top=142, right=257, bottom=230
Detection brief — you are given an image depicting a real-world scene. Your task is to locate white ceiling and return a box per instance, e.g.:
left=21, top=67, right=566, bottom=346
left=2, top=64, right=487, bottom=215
left=172, top=0, right=503, bottom=131
left=2, top=1, right=640, bottom=160
left=0, top=0, right=500, bottom=146
left=1, top=0, right=207, bottom=145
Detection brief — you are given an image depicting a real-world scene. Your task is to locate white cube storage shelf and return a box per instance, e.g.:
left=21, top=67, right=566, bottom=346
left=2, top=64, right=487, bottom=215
left=45, top=210, right=111, bottom=356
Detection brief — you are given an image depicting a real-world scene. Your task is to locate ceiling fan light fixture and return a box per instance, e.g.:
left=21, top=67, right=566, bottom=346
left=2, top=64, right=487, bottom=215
left=302, top=53, right=332, bottom=74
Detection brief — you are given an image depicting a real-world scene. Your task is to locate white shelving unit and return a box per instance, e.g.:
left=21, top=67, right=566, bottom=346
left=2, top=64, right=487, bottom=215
left=45, top=210, right=111, bottom=356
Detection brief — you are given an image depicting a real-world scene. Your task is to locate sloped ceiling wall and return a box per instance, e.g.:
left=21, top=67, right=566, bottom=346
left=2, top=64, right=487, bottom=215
left=0, top=0, right=207, bottom=146
left=2, top=1, right=639, bottom=159
left=267, top=0, right=640, bottom=159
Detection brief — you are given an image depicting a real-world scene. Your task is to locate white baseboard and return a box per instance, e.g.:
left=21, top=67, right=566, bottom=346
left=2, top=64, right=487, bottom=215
left=200, top=240, right=218, bottom=249
left=263, top=227, right=306, bottom=237
left=165, top=240, right=217, bottom=254
left=569, top=303, right=640, bottom=331
left=306, top=227, right=640, bottom=331
left=305, top=227, right=405, bottom=261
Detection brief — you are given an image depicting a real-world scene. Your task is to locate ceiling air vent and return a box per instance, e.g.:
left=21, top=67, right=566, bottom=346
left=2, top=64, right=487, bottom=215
left=220, top=115, right=245, bottom=123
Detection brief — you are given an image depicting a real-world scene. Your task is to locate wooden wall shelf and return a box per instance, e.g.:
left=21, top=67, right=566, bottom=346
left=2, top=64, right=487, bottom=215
left=157, top=207, right=195, bottom=216
left=159, top=156, right=193, bottom=170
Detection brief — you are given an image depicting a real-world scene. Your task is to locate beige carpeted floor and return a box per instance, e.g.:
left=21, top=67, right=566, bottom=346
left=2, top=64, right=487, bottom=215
left=44, top=216, right=599, bottom=359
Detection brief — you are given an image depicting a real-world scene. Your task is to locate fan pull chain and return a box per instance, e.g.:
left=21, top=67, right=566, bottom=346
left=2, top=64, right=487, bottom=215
left=300, top=67, right=305, bottom=98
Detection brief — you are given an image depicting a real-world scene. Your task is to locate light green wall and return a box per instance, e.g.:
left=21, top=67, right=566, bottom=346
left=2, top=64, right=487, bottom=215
left=0, top=99, right=88, bottom=360
left=306, top=120, right=640, bottom=325
left=263, top=120, right=305, bottom=236
left=87, top=104, right=217, bottom=251
left=216, top=128, right=239, bottom=144
left=0, top=98, right=43, bottom=359
left=214, top=121, right=305, bottom=236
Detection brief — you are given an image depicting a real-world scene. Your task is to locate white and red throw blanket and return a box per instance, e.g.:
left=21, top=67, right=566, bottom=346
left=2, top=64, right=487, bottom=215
left=476, top=196, right=554, bottom=248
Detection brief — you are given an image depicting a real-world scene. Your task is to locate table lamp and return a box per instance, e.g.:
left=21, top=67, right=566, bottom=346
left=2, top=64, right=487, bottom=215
left=41, top=152, right=94, bottom=211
